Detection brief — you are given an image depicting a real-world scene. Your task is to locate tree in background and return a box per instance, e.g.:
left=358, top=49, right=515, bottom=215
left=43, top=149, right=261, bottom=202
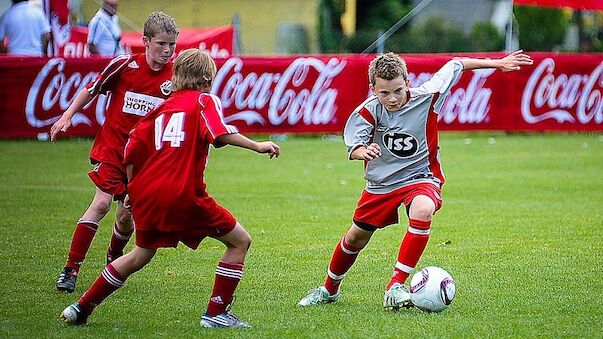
left=470, top=21, right=504, bottom=52
left=318, top=0, right=346, bottom=53
left=514, top=5, right=570, bottom=51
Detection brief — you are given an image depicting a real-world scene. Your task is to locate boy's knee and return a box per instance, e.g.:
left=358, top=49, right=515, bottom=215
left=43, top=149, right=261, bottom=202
left=91, top=197, right=112, bottom=215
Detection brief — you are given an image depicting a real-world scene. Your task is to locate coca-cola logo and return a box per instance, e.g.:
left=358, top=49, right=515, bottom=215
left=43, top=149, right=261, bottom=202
left=211, top=57, right=346, bottom=127
left=409, top=69, right=495, bottom=124
left=26, top=58, right=107, bottom=129
left=522, top=58, right=603, bottom=124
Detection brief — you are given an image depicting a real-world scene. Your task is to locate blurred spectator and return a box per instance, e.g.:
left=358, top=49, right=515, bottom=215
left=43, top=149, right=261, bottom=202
left=0, top=0, right=51, bottom=56
left=87, top=0, right=124, bottom=56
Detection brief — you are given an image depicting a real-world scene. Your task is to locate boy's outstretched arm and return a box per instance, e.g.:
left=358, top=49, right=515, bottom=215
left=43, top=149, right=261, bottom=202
left=215, top=133, right=281, bottom=159
left=460, top=50, right=533, bottom=72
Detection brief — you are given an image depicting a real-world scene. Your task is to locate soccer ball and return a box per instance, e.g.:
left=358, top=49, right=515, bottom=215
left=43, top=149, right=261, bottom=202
left=409, top=266, right=455, bottom=312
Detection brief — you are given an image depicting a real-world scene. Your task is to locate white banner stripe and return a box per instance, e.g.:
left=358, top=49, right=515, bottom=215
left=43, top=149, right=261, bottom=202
left=340, top=239, right=360, bottom=255
left=327, top=269, right=345, bottom=280
left=395, top=262, right=414, bottom=273
left=408, top=226, right=430, bottom=235
left=102, top=269, right=124, bottom=287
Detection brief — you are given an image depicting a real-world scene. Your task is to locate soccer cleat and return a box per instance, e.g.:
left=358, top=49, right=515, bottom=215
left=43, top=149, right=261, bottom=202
left=297, top=286, right=340, bottom=307
left=383, top=283, right=412, bottom=310
left=200, top=312, right=251, bottom=329
left=60, top=303, right=88, bottom=325
left=56, top=267, right=78, bottom=293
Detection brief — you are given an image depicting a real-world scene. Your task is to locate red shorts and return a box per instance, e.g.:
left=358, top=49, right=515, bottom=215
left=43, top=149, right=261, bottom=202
left=135, top=204, right=237, bottom=250
left=353, top=183, right=443, bottom=229
left=88, top=161, right=127, bottom=200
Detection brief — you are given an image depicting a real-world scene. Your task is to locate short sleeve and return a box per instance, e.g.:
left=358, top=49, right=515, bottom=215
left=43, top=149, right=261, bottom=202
left=36, top=9, right=50, bottom=34
left=344, top=104, right=376, bottom=160
left=198, top=93, right=239, bottom=144
left=86, top=17, right=99, bottom=44
left=418, top=60, right=464, bottom=112
left=85, top=54, right=130, bottom=95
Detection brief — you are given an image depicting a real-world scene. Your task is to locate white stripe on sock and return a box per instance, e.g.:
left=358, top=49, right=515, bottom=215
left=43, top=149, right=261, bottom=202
left=113, top=226, right=131, bottom=240
left=340, top=239, right=360, bottom=255
left=327, top=268, right=345, bottom=281
left=408, top=226, right=430, bottom=235
left=216, top=267, right=243, bottom=280
left=102, top=268, right=124, bottom=287
left=395, top=261, right=414, bottom=273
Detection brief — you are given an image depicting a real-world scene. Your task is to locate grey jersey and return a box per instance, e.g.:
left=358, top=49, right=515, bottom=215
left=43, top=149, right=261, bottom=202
left=344, top=60, right=464, bottom=194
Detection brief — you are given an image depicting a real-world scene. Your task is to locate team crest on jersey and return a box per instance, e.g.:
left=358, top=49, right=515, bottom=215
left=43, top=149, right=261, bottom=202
left=383, top=132, right=419, bottom=158
left=128, top=60, right=139, bottom=69
left=160, top=80, right=172, bottom=96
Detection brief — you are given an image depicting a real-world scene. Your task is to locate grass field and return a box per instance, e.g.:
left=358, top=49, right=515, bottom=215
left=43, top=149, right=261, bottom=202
left=0, top=133, right=602, bottom=338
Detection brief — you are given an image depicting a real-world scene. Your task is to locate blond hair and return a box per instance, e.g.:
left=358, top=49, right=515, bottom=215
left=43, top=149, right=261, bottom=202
left=368, top=52, right=408, bottom=85
left=143, top=11, right=179, bottom=38
left=172, top=49, right=217, bottom=92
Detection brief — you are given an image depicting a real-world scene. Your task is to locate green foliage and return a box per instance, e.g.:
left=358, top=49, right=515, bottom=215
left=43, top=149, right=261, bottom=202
left=1, top=134, right=602, bottom=337
left=318, top=0, right=346, bottom=53
left=470, top=21, right=505, bottom=52
left=514, top=6, right=570, bottom=51
left=399, top=16, right=470, bottom=53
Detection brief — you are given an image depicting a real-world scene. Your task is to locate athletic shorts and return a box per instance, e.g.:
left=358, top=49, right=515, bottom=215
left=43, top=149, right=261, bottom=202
left=353, top=182, right=443, bottom=229
left=88, top=161, right=127, bottom=200
left=135, top=205, right=237, bottom=250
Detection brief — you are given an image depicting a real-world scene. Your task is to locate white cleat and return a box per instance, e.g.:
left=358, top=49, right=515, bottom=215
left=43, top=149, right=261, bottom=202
left=200, top=312, right=251, bottom=329
left=297, top=286, right=340, bottom=307
left=383, top=283, right=412, bottom=310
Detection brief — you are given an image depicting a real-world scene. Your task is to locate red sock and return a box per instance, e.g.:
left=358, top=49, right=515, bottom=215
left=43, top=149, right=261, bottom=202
left=78, top=264, right=125, bottom=315
left=65, top=220, right=99, bottom=271
left=107, top=222, right=133, bottom=258
left=206, top=261, right=244, bottom=316
left=387, top=219, right=431, bottom=289
left=323, top=236, right=362, bottom=295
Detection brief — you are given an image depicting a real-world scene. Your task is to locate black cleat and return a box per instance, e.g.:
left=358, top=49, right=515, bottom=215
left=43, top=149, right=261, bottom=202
left=56, top=267, right=78, bottom=293
left=60, top=303, right=88, bottom=325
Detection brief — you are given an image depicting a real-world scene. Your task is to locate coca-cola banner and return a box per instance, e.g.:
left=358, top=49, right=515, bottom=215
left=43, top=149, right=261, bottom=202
left=61, top=26, right=234, bottom=59
left=0, top=52, right=601, bottom=138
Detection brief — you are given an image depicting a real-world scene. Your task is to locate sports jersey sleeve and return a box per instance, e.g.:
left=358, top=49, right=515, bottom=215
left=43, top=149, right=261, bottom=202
left=86, top=16, right=100, bottom=45
left=85, top=54, right=131, bottom=95
left=419, top=60, right=464, bottom=112
left=344, top=105, right=376, bottom=160
left=198, top=94, right=239, bottom=144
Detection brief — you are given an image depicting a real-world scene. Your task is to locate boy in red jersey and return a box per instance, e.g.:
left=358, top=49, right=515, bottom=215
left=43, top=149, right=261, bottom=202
left=298, top=51, right=533, bottom=309
left=50, top=12, right=179, bottom=293
left=60, top=49, right=280, bottom=328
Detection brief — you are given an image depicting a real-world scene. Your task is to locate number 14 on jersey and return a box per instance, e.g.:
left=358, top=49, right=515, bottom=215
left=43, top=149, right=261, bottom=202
left=154, top=113, right=186, bottom=150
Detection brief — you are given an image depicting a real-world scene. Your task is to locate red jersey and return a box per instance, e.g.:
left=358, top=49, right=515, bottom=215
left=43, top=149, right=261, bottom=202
left=87, top=53, right=173, bottom=168
left=124, top=90, right=238, bottom=232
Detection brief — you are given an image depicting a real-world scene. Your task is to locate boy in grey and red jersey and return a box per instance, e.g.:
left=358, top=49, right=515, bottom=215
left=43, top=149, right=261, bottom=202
left=50, top=12, right=179, bottom=294
left=299, top=51, right=533, bottom=309
left=60, top=49, right=280, bottom=329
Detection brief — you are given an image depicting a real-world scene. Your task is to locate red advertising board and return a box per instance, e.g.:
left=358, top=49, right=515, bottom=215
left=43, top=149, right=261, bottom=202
left=61, top=26, right=234, bottom=59
left=0, top=52, right=601, bottom=139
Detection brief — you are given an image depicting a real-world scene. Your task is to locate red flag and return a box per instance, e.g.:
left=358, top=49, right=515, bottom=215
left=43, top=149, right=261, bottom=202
left=514, top=0, right=603, bottom=10
left=42, top=0, right=71, bottom=56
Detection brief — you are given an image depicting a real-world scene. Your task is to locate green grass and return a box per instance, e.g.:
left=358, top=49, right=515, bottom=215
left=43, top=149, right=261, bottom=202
left=0, top=133, right=602, bottom=338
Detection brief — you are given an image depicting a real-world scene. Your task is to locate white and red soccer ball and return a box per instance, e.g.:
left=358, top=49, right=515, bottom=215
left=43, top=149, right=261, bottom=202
left=409, top=266, right=456, bottom=312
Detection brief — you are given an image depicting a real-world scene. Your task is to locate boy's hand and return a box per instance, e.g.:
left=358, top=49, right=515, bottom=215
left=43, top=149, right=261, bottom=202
left=362, top=143, right=381, bottom=161
left=498, top=50, right=533, bottom=72
left=257, top=141, right=281, bottom=159
left=50, top=115, right=72, bottom=142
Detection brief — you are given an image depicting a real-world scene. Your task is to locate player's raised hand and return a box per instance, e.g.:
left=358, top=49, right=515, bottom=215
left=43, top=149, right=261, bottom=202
left=50, top=114, right=72, bottom=142
left=363, top=143, right=381, bottom=161
left=257, top=141, right=281, bottom=159
left=498, top=50, right=533, bottom=72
